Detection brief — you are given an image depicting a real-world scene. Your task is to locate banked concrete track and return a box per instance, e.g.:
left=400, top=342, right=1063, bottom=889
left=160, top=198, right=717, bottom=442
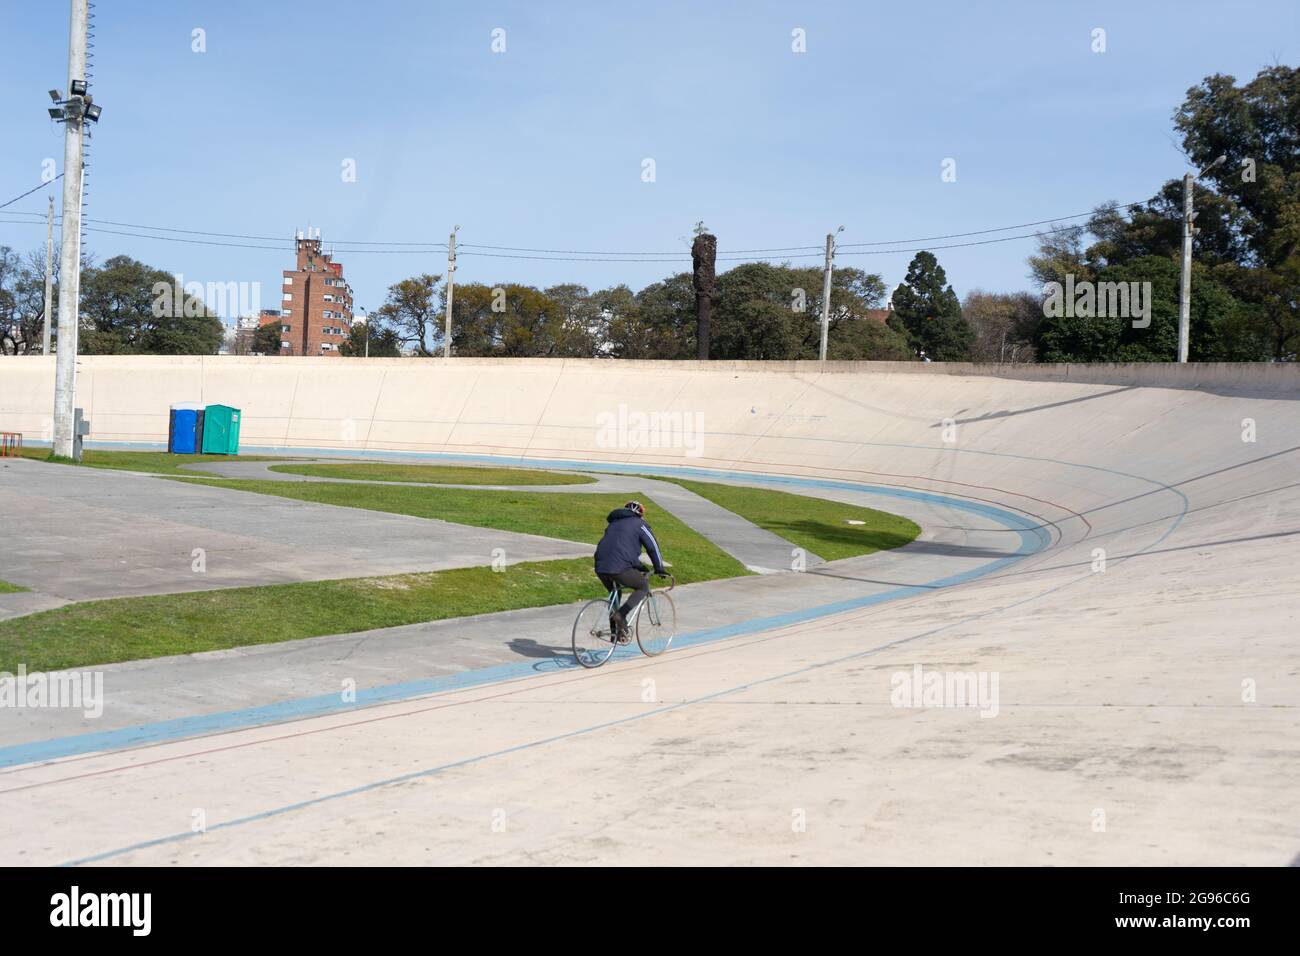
left=0, top=358, right=1296, bottom=865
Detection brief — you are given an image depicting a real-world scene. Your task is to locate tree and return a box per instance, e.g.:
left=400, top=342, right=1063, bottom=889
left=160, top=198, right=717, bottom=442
left=1035, top=255, right=1253, bottom=363
left=1175, top=67, right=1300, bottom=270
left=78, top=255, right=223, bottom=354
left=963, top=290, right=1040, bottom=363
left=888, top=251, right=972, bottom=361
left=340, top=319, right=402, bottom=357
left=818, top=266, right=908, bottom=360
left=0, top=246, right=37, bottom=354
left=1028, top=224, right=1092, bottom=290
left=607, top=273, right=695, bottom=359
left=711, top=262, right=801, bottom=359
left=691, top=230, right=717, bottom=359
left=542, top=283, right=604, bottom=357
left=251, top=321, right=283, bottom=355
left=1174, top=67, right=1300, bottom=359
left=375, top=274, right=443, bottom=356
left=1048, top=67, right=1300, bottom=360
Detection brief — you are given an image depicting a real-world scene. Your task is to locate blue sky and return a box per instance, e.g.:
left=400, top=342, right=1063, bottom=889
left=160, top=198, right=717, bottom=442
left=1, top=0, right=1295, bottom=321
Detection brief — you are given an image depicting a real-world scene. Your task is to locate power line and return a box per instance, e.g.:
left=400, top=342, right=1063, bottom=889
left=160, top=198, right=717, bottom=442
left=0, top=197, right=1155, bottom=256
left=0, top=175, right=64, bottom=211
left=0, top=196, right=1157, bottom=262
left=836, top=201, right=1148, bottom=247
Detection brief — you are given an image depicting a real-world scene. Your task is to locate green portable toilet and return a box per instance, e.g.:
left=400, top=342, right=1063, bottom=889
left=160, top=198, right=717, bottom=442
left=200, top=404, right=241, bottom=455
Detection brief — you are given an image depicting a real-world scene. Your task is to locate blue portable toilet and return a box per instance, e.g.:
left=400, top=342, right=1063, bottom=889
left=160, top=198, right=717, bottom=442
left=168, top=402, right=206, bottom=454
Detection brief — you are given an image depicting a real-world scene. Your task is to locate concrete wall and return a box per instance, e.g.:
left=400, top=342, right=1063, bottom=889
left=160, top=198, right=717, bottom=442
left=3, top=356, right=1295, bottom=456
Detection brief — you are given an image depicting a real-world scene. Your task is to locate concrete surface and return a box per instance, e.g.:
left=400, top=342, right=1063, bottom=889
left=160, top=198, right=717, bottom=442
left=182, top=458, right=820, bottom=573
left=0, top=457, right=589, bottom=615
left=0, top=358, right=1296, bottom=866
left=0, top=478, right=1000, bottom=750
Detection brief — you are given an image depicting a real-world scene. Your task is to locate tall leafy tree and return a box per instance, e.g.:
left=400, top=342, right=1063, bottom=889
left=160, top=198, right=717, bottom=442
left=1174, top=66, right=1300, bottom=358
left=251, top=321, right=283, bottom=355
left=375, top=274, right=443, bottom=356
left=888, top=251, right=972, bottom=361
left=340, top=319, right=402, bottom=357
left=78, top=255, right=223, bottom=354
left=1036, top=256, right=1255, bottom=363
left=1046, top=67, right=1300, bottom=360
left=963, top=290, right=1040, bottom=363
left=610, top=273, right=695, bottom=359
left=0, top=246, right=46, bottom=354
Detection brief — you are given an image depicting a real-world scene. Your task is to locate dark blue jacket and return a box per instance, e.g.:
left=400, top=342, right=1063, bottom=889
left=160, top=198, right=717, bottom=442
left=594, top=508, right=666, bottom=575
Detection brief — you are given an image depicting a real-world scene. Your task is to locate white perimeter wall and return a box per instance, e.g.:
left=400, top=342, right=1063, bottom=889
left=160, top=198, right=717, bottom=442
left=3, top=354, right=1298, bottom=561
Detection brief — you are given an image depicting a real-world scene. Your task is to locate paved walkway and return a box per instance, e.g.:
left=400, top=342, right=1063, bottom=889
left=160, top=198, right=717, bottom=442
left=0, top=476, right=1020, bottom=751
left=0, top=458, right=589, bottom=619
left=181, top=458, right=821, bottom=574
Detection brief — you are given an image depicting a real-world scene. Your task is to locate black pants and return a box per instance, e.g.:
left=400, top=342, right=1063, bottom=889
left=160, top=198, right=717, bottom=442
left=598, top=568, right=650, bottom=622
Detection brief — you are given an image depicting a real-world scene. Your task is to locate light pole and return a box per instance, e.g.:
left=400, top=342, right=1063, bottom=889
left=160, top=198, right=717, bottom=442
left=1178, top=154, right=1226, bottom=363
left=47, top=0, right=101, bottom=457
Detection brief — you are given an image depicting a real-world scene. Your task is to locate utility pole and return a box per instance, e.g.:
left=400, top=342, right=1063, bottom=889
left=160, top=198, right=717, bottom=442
left=818, top=227, right=842, bottom=362
left=43, top=194, right=54, bottom=355
left=1178, top=154, right=1226, bottom=364
left=52, top=0, right=89, bottom=458
left=1177, top=172, right=1194, bottom=364
left=444, top=225, right=458, bottom=359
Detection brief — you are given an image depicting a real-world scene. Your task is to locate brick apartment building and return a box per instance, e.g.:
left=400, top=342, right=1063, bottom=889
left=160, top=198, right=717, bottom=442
left=259, top=229, right=354, bottom=356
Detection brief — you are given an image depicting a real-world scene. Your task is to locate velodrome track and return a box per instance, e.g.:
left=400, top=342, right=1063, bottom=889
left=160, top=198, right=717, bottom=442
left=0, top=357, right=1297, bottom=865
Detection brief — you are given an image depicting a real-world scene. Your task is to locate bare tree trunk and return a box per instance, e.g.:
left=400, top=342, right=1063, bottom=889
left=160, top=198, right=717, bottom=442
left=691, top=233, right=717, bottom=360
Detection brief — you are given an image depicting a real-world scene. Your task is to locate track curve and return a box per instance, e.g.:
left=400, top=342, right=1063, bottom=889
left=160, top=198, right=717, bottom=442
left=0, top=358, right=1296, bottom=865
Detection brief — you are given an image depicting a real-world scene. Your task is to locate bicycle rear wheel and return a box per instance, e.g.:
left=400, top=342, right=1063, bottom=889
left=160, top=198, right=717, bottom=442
left=635, top=591, right=676, bottom=656
left=573, top=599, right=617, bottom=668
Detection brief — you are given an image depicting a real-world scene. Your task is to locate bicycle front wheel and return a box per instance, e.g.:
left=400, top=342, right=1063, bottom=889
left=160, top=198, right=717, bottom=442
left=573, top=600, right=617, bottom=668
left=636, top=591, right=676, bottom=657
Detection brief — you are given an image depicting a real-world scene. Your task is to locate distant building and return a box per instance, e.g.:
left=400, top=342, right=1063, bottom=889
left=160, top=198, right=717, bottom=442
left=264, top=229, right=354, bottom=356
left=230, top=314, right=264, bottom=355
left=864, top=303, right=894, bottom=325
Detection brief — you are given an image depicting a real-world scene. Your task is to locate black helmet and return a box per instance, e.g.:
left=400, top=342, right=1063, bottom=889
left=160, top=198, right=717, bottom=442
left=624, top=500, right=645, bottom=517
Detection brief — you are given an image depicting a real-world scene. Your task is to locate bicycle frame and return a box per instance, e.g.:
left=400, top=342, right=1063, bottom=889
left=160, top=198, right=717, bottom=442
left=604, top=572, right=674, bottom=628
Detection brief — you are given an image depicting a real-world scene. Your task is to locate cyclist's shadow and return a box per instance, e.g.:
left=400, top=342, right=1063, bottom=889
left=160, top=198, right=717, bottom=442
left=508, top=637, right=580, bottom=671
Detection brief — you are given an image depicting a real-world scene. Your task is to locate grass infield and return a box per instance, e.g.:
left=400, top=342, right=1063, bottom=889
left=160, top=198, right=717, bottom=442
left=268, top=461, right=595, bottom=485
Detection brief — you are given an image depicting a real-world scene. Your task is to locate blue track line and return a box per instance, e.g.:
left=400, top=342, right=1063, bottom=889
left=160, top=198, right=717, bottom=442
left=17, top=447, right=1190, bottom=866
left=0, top=465, right=1042, bottom=770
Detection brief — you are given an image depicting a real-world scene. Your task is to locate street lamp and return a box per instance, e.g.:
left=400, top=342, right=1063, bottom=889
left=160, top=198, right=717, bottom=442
left=1178, top=154, right=1227, bottom=363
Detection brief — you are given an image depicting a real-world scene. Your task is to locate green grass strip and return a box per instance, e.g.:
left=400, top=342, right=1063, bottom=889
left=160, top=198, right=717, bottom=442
left=16, top=447, right=280, bottom=477
left=177, top=479, right=747, bottom=584
left=0, top=558, right=609, bottom=672
left=668, top=479, right=920, bottom=561
left=269, top=461, right=595, bottom=485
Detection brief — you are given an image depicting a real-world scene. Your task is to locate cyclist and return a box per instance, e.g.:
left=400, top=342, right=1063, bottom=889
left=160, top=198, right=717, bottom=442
left=594, top=500, right=667, bottom=643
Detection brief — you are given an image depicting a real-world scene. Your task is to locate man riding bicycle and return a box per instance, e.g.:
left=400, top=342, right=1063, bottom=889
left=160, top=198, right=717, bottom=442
left=594, top=500, right=667, bottom=642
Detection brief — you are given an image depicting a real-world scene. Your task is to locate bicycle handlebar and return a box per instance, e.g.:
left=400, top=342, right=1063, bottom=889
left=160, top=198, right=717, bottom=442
left=654, top=571, right=676, bottom=591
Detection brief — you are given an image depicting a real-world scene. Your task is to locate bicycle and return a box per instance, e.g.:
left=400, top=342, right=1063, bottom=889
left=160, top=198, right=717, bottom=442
left=572, top=572, right=676, bottom=668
